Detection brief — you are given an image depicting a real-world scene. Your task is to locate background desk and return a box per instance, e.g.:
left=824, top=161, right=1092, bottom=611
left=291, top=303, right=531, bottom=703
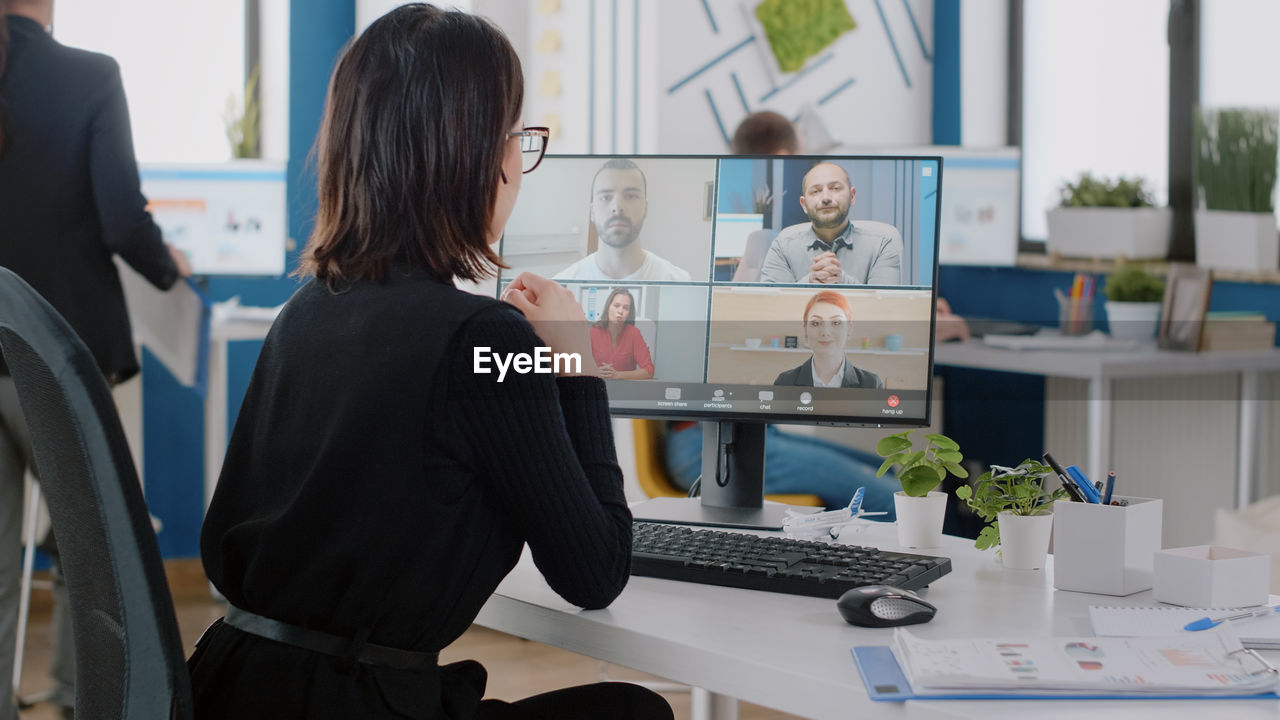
left=203, top=316, right=273, bottom=510
left=475, top=524, right=1280, bottom=719
left=935, top=341, right=1280, bottom=546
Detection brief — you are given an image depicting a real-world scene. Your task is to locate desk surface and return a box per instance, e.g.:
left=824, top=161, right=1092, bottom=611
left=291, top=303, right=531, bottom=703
left=935, top=338, right=1280, bottom=379
left=475, top=522, right=1280, bottom=719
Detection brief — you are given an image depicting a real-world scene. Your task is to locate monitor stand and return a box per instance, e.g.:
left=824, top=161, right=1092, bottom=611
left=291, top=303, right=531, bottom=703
left=631, top=421, right=821, bottom=530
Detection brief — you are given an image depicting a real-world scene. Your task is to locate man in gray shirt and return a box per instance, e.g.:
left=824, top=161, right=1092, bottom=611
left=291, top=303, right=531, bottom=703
left=759, top=162, right=902, bottom=285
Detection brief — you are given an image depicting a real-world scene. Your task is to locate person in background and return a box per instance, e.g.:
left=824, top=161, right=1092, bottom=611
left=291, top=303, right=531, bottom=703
left=555, top=158, right=691, bottom=282
left=773, top=290, right=882, bottom=388
left=590, top=287, right=654, bottom=380
left=188, top=6, right=671, bottom=719
left=730, top=110, right=800, bottom=155
left=664, top=112, right=969, bottom=515
left=0, top=1, right=192, bottom=717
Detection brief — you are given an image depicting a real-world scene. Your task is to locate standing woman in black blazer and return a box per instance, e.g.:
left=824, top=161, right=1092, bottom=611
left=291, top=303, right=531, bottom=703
left=0, top=1, right=190, bottom=718
left=189, top=5, right=671, bottom=719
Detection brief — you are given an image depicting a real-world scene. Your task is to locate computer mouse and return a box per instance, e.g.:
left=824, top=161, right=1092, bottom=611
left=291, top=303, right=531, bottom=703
left=836, top=585, right=936, bottom=627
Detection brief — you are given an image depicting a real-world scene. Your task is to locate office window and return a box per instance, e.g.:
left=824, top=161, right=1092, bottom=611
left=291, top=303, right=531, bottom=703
left=52, top=1, right=246, bottom=162
left=1021, top=0, right=1170, bottom=242
left=1201, top=0, right=1280, bottom=215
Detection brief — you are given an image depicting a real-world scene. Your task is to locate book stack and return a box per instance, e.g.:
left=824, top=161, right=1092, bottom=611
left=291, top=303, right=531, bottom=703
left=1201, top=311, right=1276, bottom=351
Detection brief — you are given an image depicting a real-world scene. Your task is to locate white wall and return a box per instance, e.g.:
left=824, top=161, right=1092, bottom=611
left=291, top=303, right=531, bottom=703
left=959, top=0, right=1007, bottom=147
left=53, top=0, right=245, bottom=162
left=357, top=0, right=475, bottom=33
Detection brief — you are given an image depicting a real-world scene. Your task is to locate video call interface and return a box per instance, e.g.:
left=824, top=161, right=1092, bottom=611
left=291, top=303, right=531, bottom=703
left=498, top=155, right=942, bottom=425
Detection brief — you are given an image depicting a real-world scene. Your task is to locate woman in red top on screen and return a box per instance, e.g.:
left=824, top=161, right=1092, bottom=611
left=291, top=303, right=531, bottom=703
left=589, top=288, right=654, bottom=379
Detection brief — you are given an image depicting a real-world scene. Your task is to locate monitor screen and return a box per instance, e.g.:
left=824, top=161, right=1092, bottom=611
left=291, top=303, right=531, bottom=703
left=139, top=161, right=288, bottom=276
left=499, top=154, right=942, bottom=527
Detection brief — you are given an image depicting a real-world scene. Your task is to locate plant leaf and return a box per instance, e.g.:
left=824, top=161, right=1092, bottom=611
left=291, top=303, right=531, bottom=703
left=955, top=484, right=972, bottom=500
left=934, top=450, right=962, bottom=463
left=875, top=436, right=912, bottom=456
left=899, top=451, right=925, bottom=470
left=875, top=455, right=898, bottom=478
left=925, top=434, right=959, bottom=450
left=900, top=465, right=941, bottom=496
left=943, top=461, right=968, bottom=479
left=974, top=524, right=1000, bottom=550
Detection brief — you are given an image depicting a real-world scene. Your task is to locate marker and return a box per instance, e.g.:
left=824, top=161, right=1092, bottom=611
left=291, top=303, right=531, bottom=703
left=1103, top=471, right=1116, bottom=505
left=1065, top=465, right=1101, bottom=503
left=1043, top=452, right=1085, bottom=502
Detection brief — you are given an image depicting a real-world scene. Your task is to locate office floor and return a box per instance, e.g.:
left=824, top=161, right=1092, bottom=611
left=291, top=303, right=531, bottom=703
left=15, top=562, right=799, bottom=720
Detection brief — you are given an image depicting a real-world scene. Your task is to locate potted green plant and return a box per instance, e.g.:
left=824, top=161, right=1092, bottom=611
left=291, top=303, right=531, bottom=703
left=955, top=460, right=1067, bottom=569
left=1103, top=265, right=1165, bottom=341
left=875, top=430, right=967, bottom=548
left=1194, top=107, right=1279, bottom=272
left=1046, top=173, right=1171, bottom=260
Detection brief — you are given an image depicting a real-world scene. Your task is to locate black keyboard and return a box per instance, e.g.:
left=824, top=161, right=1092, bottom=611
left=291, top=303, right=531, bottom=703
left=630, top=522, right=951, bottom=599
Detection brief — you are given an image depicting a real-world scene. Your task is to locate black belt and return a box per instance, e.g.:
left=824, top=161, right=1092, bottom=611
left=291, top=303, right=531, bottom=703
left=223, top=605, right=438, bottom=671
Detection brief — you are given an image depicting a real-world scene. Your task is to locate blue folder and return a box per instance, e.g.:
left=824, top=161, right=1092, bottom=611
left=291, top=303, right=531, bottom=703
left=852, top=646, right=1280, bottom=702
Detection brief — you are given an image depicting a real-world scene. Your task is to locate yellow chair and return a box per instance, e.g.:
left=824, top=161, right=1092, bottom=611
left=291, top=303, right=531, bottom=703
left=632, top=420, right=823, bottom=507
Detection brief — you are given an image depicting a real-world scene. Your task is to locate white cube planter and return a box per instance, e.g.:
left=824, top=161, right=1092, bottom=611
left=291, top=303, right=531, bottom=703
left=1194, top=210, right=1280, bottom=272
left=1152, top=545, right=1271, bottom=608
left=1046, top=207, right=1172, bottom=259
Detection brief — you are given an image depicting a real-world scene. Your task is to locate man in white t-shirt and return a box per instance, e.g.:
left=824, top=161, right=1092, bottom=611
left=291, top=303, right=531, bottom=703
left=555, top=159, right=691, bottom=281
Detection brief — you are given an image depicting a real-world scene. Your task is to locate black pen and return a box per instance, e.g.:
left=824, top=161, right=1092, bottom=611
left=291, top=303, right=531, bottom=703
left=1043, top=452, right=1085, bottom=502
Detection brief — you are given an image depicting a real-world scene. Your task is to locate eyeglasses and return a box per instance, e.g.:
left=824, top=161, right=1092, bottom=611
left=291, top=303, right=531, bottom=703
left=508, top=126, right=550, bottom=174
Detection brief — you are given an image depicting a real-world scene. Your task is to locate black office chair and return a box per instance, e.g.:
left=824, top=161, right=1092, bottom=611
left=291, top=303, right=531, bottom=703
left=0, top=267, right=193, bottom=719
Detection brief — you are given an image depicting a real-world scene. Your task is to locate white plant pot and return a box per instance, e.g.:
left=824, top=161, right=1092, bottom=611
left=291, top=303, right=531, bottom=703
left=894, top=491, right=947, bottom=549
left=1194, top=210, right=1279, bottom=272
left=1104, top=301, right=1161, bottom=341
left=1046, top=207, right=1172, bottom=259
left=997, top=511, right=1053, bottom=570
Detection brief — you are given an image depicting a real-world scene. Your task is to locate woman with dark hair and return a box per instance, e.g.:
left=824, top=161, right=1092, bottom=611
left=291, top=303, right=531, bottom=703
left=189, top=5, right=672, bottom=719
left=773, top=290, right=883, bottom=388
left=589, top=287, right=655, bottom=380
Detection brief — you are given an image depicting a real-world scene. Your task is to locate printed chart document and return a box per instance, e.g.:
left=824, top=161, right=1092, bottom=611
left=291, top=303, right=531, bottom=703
left=881, top=627, right=1277, bottom=697
left=1091, top=605, right=1280, bottom=650
left=116, top=260, right=209, bottom=392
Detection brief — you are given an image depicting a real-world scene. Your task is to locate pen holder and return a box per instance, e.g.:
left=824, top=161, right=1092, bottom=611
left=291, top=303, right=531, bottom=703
left=1056, top=294, right=1095, bottom=336
left=1052, top=496, right=1162, bottom=596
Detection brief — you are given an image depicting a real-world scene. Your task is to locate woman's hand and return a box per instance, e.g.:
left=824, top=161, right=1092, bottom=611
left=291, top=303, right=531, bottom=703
left=502, top=272, right=599, bottom=376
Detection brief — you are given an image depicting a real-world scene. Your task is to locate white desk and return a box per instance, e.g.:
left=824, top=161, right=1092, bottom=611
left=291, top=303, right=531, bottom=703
left=934, top=340, right=1280, bottom=509
left=203, top=317, right=274, bottom=509
left=474, top=524, right=1280, bottom=719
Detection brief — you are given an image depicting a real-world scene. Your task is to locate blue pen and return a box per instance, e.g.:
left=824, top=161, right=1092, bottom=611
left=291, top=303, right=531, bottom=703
left=1065, top=465, right=1100, bottom=503
left=1103, top=471, right=1116, bottom=505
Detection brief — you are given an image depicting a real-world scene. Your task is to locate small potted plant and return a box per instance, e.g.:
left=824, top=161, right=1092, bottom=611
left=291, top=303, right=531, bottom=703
left=955, top=460, right=1066, bottom=570
left=1103, top=265, right=1165, bottom=341
left=1046, top=173, right=1171, bottom=259
left=1194, top=107, right=1279, bottom=273
left=875, top=430, right=967, bottom=549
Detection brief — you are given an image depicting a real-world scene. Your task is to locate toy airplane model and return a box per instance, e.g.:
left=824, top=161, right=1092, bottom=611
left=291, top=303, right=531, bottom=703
left=781, top=487, right=888, bottom=540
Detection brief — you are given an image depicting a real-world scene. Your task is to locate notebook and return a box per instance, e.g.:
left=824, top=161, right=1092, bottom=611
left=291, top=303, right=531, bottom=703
left=1090, top=605, right=1280, bottom=650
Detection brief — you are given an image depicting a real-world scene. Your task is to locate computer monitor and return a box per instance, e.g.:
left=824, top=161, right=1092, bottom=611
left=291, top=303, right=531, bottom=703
left=499, top=154, right=942, bottom=529
left=139, top=161, right=288, bottom=276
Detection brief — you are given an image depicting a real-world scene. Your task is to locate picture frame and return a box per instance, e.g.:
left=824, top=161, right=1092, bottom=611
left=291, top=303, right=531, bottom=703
left=1157, top=264, right=1213, bottom=351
